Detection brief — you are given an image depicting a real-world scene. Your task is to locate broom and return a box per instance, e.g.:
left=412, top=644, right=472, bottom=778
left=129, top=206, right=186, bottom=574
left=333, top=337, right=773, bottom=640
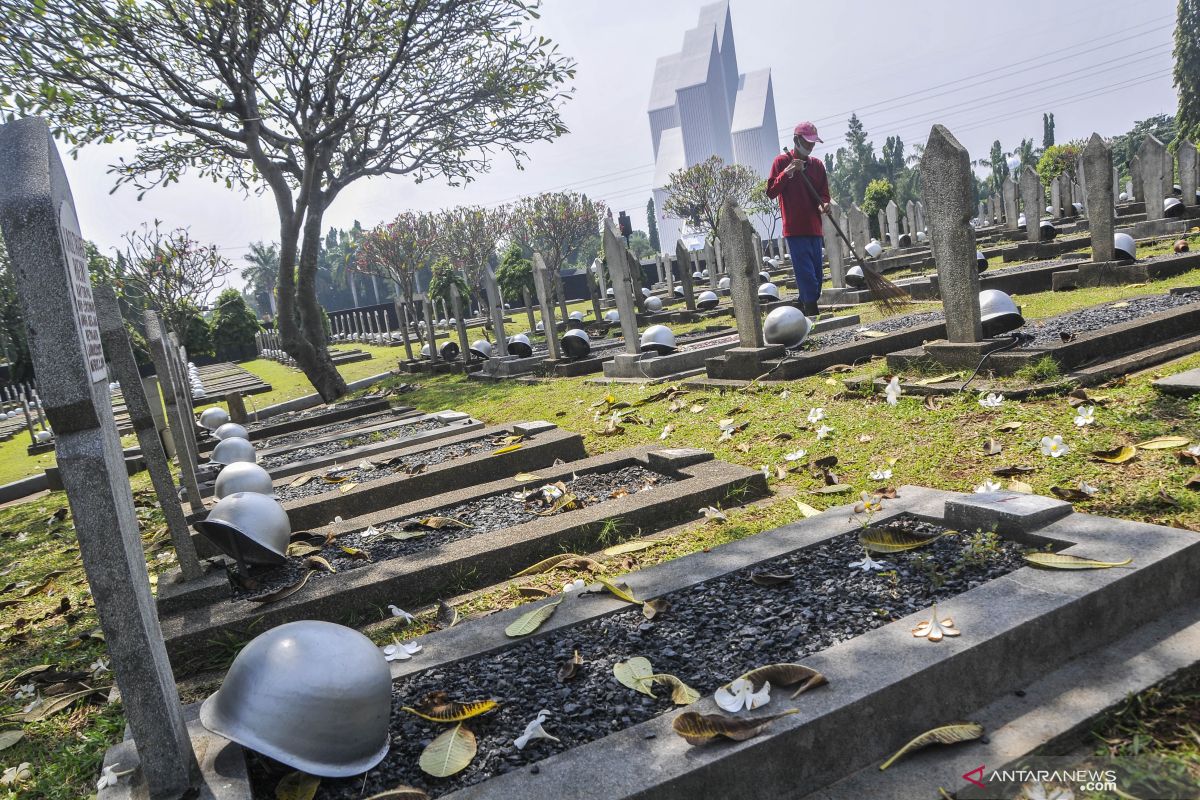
left=791, top=155, right=909, bottom=314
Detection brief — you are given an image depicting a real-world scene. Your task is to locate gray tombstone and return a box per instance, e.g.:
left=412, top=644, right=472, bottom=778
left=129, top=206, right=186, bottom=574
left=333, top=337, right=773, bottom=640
left=717, top=202, right=766, bottom=348
left=1180, top=140, right=1198, bottom=207
left=393, top=300, right=414, bottom=360
left=521, top=287, right=537, bottom=337
left=905, top=199, right=917, bottom=236
left=885, top=199, right=900, bottom=249
left=703, top=239, right=717, bottom=286
left=823, top=200, right=846, bottom=288
left=736, top=236, right=748, bottom=285
left=144, top=313, right=204, bottom=514
left=838, top=208, right=851, bottom=259
left=848, top=204, right=870, bottom=260
left=595, top=256, right=609, bottom=308
left=1002, top=176, right=1019, bottom=231
left=661, top=253, right=674, bottom=297
left=876, top=209, right=887, bottom=247
left=1113, top=166, right=1121, bottom=205
left=1060, top=176, right=1074, bottom=215
left=1083, top=133, right=1116, bottom=263
left=978, top=200, right=987, bottom=223
left=1050, top=177, right=1062, bottom=219
left=920, top=124, right=982, bottom=343
left=0, top=116, right=198, bottom=797
left=674, top=239, right=696, bottom=310
left=95, top=285, right=203, bottom=581
left=531, top=253, right=562, bottom=361
left=602, top=219, right=642, bottom=354
left=1130, top=154, right=1143, bottom=201
left=423, top=298, right=439, bottom=362
left=481, top=264, right=509, bottom=358
left=1019, top=167, right=1042, bottom=243
left=1138, top=135, right=1167, bottom=221
left=1075, top=155, right=1088, bottom=216
left=449, top=285, right=472, bottom=370
left=915, top=200, right=926, bottom=233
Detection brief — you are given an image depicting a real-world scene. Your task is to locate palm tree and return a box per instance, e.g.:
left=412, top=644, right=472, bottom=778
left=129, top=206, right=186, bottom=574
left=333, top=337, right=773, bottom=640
left=241, top=241, right=279, bottom=317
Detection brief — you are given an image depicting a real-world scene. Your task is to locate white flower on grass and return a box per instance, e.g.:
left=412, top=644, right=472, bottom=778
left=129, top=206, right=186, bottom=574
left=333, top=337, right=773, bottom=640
left=96, top=764, right=134, bottom=790
left=21, top=695, right=42, bottom=715
left=807, top=407, right=825, bottom=424
left=779, top=389, right=791, bottom=400
left=783, top=449, right=808, bottom=462
left=1018, top=781, right=1076, bottom=800
left=562, top=579, right=586, bottom=594
left=848, top=552, right=891, bottom=572
left=884, top=377, right=902, bottom=406
left=699, top=506, right=728, bottom=522
left=12, top=683, right=35, bottom=701
left=1, top=763, right=31, bottom=786
left=1188, top=444, right=1200, bottom=457
left=89, top=658, right=109, bottom=679
left=974, top=479, right=1004, bottom=493
left=714, top=677, right=771, bottom=713
left=816, top=424, right=834, bottom=440
left=388, top=605, right=414, bottom=625
left=1079, top=480, right=1100, bottom=496
left=1040, top=435, right=1069, bottom=458
left=853, top=491, right=883, bottom=514
left=382, top=640, right=423, bottom=662
left=979, top=392, right=1004, bottom=409
left=869, top=468, right=892, bottom=481
left=514, top=710, right=560, bottom=750
left=1073, top=406, right=1095, bottom=427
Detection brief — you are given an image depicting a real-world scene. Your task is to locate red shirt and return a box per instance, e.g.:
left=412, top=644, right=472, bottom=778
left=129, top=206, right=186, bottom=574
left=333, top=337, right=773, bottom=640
left=766, top=151, right=830, bottom=237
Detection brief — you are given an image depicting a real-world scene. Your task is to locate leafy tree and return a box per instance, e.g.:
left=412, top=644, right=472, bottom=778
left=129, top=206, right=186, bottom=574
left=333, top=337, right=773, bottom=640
left=747, top=180, right=782, bottom=241
left=437, top=205, right=511, bottom=309
left=175, top=300, right=214, bottom=359
left=626, top=231, right=655, bottom=258
left=1042, top=113, right=1056, bottom=149
left=1036, top=142, right=1085, bottom=187
left=986, top=140, right=1009, bottom=193
left=510, top=191, right=603, bottom=320
left=356, top=211, right=439, bottom=316
left=662, top=155, right=758, bottom=243
left=427, top=258, right=471, bottom=308
left=1111, top=114, right=1177, bottom=178
left=1175, top=0, right=1200, bottom=145
left=242, top=242, right=279, bottom=318
left=495, top=243, right=534, bottom=305
left=210, top=288, right=261, bottom=355
left=1014, top=138, right=1036, bottom=170
left=646, top=198, right=660, bottom=252
left=880, top=136, right=905, bottom=185
left=861, top=179, right=894, bottom=218
left=0, top=0, right=576, bottom=401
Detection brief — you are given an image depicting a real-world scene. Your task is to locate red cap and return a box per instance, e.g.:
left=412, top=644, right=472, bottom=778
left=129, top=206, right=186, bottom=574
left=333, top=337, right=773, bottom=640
left=793, top=121, right=822, bottom=144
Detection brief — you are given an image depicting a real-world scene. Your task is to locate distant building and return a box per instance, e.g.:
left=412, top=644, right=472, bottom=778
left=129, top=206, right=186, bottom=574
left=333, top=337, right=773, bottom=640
left=649, top=0, right=780, bottom=253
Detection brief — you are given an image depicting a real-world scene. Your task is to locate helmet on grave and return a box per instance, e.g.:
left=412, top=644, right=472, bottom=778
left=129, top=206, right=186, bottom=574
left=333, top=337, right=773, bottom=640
left=758, top=282, right=781, bottom=302
left=1072, top=202, right=1084, bottom=216
left=976, top=251, right=989, bottom=273
left=561, top=328, right=591, bottom=360
left=898, top=233, right=912, bottom=248
left=214, top=462, right=274, bottom=500
left=1175, top=239, right=1190, bottom=254
left=1118, top=192, right=1129, bottom=202
left=569, top=311, right=585, bottom=321
left=605, top=310, right=620, bottom=322
left=641, top=287, right=651, bottom=298
left=1040, top=220, right=1058, bottom=240
left=696, top=290, right=719, bottom=310
left=979, top=290, right=1025, bottom=338
left=1114, top=232, right=1136, bottom=260
left=214, top=422, right=250, bottom=441
left=718, top=276, right=731, bottom=294
left=1165, top=197, right=1184, bottom=218
left=916, top=230, right=926, bottom=243
left=692, top=271, right=704, bottom=281
left=673, top=286, right=686, bottom=297
left=758, top=270, right=772, bottom=284
left=535, top=320, right=545, bottom=333
left=763, top=306, right=813, bottom=349
left=645, top=296, right=664, bottom=312
left=194, top=491, right=289, bottom=565
left=1017, top=213, right=1027, bottom=230
left=640, top=324, right=676, bottom=355
left=469, top=339, right=493, bottom=359
left=845, top=265, right=866, bottom=288
left=865, top=240, right=883, bottom=258
left=606, top=287, right=615, bottom=298
left=211, top=437, right=257, bottom=466
left=506, top=333, right=533, bottom=358
left=438, top=340, right=460, bottom=361
left=200, top=621, right=391, bottom=777
left=199, top=407, right=230, bottom=432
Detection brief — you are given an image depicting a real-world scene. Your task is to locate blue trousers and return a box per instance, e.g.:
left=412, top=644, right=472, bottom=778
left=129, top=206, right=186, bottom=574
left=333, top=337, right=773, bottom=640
left=786, top=235, right=824, bottom=304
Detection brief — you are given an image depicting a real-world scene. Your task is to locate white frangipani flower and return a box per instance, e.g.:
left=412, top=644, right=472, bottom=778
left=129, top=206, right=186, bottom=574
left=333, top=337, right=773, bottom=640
left=514, top=710, right=560, bottom=750
left=714, top=677, right=772, bottom=713
left=783, top=449, right=808, bottom=462
left=562, top=579, right=586, bottom=594
left=979, top=392, right=1004, bottom=409
left=848, top=552, right=891, bottom=572
left=382, top=641, right=423, bottom=662
left=1079, top=480, right=1100, bottom=496
left=1187, top=444, right=1200, bottom=457
left=1073, top=406, right=1095, bottom=427
left=779, top=389, right=791, bottom=400
left=1040, top=435, right=1069, bottom=458
left=869, top=468, right=892, bottom=481
left=388, top=605, right=415, bottom=624
left=807, top=407, right=825, bottom=424
left=21, top=695, right=42, bottom=715
left=974, top=479, right=1003, bottom=493
left=815, top=424, right=834, bottom=440
left=884, top=377, right=902, bottom=406
left=12, top=683, right=35, bottom=701
left=89, top=658, right=109, bottom=679
left=96, top=764, right=134, bottom=790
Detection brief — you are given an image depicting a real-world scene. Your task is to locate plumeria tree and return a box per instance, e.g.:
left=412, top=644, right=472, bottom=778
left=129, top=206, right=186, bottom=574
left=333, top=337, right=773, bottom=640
left=356, top=211, right=439, bottom=324
left=436, top=205, right=511, bottom=310
left=0, top=0, right=576, bottom=400
left=510, top=191, right=605, bottom=321
left=663, top=156, right=758, bottom=244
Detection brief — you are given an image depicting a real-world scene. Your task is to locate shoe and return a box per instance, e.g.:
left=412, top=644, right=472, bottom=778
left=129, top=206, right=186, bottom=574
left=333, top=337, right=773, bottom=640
left=802, top=301, right=820, bottom=318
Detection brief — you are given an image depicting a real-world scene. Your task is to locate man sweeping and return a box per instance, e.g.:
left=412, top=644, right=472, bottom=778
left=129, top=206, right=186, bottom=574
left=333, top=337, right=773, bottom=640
left=766, top=121, right=829, bottom=318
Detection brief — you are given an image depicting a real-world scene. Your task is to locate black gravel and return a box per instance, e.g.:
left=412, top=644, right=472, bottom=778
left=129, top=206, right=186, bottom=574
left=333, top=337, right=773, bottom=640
left=271, top=437, right=492, bottom=503
left=806, top=310, right=945, bottom=351
left=244, top=515, right=1025, bottom=799
left=258, top=411, right=410, bottom=450
left=1022, top=291, right=1200, bottom=346
left=229, top=466, right=674, bottom=602
left=257, top=419, right=444, bottom=470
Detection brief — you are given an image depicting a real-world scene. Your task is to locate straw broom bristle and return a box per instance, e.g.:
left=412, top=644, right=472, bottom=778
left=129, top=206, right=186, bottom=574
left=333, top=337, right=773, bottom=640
left=863, top=266, right=909, bottom=315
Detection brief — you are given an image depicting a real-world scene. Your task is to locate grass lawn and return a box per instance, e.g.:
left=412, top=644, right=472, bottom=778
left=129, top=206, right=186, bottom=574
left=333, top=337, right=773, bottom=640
left=1, top=267, right=1200, bottom=798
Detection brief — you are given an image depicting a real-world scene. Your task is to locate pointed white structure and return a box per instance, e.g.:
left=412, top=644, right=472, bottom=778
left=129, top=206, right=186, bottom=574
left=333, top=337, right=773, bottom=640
left=649, top=1, right=780, bottom=253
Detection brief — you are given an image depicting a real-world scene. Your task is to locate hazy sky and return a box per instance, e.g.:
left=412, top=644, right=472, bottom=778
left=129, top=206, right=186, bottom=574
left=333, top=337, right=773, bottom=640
left=60, top=0, right=1179, bottom=290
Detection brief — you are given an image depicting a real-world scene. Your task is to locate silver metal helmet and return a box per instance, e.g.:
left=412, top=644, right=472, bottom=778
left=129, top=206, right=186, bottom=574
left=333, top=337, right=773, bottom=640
left=976, top=251, right=988, bottom=273
left=211, top=436, right=258, bottom=466
left=569, top=310, right=585, bottom=321
left=916, top=230, right=926, bottom=243
left=438, top=340, right=460, bottom=361
left=763, top=306, right=813, bottom=349
left=641, top=287, right=651, bottom=298
left=1165, top=197, right=1184, bottom=218
left=758, top=270, right=771, bottom=284
left=1017, top=213, right=1027, bottom=229
left=645, top=296, right=664, bottom=312
left=758, top=282, right=781, bottom=302
left=673, top=285, right=685, bottom=297
left=561, top=328, right=591, bottom=360
left=1114, top=232, right=1136, bottom=260
left=506, top=333, right=533, bottom=358
left=701, top=270, right=710, bottom=279
left=845, top=265, right=866, bottom=288
left=605, top=309, right=620, bottom=322
left=535, top=320, right=545, bottom=333
left=696, top=290, right=719, bottom=310
left=692, top=271, right=703, bottom=281
left=718, top=276, right=731, bottom=294
left=420, top=342, right=432, bottom=359
left=640, top=324, right=676, bottom=355
left=1071, top=202, right=1083, bottom=215
left=1119, top=191, right=1129, bottom=202
left=199, top=621, right=391, bottom=777
left=199, top=407, right=230, bottom=432
left=194, top=491, right=289, bottom=565
left=214, top=422, right=250, bottom=441
left=865, top=240, right=883, bottom=259
left=898, top=233, right=912, bottom=248
left=469, top=339, right=493, bottom=359
left=606, top=287, right=615, bottom=298
left=1040, top=220, right=1058, bottom=240
left=979, top=290, right=1025, bottom=338
left=214, top=462, right=274, bottom=500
